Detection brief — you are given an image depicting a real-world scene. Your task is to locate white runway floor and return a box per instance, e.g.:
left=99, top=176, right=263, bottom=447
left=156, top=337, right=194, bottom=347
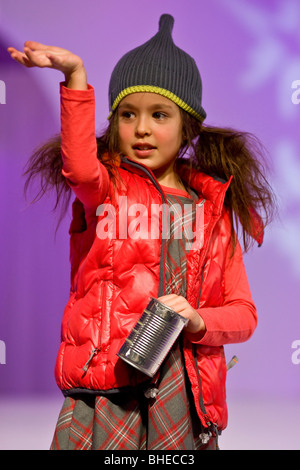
left=0, top=394, right=299, bottom=450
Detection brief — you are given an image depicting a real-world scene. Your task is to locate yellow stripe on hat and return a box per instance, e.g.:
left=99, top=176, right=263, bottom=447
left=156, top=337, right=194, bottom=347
left=108, top=85, right=205, bottom=122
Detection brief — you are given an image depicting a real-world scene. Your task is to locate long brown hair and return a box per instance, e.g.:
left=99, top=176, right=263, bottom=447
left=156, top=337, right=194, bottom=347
left=24, top=107, right=275, bottom=250
left=178, top=109, right=276, bottom=251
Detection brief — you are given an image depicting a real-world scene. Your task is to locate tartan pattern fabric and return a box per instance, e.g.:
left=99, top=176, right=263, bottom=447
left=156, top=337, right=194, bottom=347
left=50, top=340, right=216, bottom=450
left=164, top=191, right=197, bottom=296
left=50, top=187, right=216, bottom=450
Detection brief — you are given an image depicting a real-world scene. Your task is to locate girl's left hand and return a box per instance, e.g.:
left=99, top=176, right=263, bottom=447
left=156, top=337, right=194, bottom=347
left=158, top=294, right=206, bottom=334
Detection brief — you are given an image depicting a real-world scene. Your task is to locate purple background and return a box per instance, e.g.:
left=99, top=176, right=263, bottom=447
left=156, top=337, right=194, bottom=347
left=0, top=0, right=299, bottom=411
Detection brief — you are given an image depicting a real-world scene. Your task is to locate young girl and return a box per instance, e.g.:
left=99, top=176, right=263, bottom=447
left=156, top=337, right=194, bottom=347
left=8, top=14, right=274, bottom=450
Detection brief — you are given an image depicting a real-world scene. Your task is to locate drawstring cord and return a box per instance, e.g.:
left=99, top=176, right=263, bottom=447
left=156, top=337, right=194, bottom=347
left=82, top=348, right=99, bottom=376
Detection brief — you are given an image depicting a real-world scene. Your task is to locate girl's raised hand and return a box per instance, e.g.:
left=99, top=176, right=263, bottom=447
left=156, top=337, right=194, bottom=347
left=7, top=41, right=87, bottom=89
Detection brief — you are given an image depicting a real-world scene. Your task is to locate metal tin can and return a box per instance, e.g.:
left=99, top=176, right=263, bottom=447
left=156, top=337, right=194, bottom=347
left=117, top=297, right=188, bottom=377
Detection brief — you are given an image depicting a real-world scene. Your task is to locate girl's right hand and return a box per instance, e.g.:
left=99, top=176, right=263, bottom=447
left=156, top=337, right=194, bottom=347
left=7, top=41, right=87, bottom=89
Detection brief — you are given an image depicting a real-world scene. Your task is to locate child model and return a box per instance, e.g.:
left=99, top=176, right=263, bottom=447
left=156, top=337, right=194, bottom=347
left=8, top=14, right=274, bottom=450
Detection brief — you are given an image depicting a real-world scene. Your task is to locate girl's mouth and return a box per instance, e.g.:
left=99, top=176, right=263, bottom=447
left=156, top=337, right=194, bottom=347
left=132, top=143, right=156, bottom=158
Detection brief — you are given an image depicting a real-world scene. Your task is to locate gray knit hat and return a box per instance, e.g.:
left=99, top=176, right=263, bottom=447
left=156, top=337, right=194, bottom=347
left=108, top=14, right=206, bottom=121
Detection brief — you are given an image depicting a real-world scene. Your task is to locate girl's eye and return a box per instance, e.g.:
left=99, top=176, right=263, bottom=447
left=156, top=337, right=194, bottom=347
left=153, top=111, right=166, bottom=120
left=120, top=111, right=135, bottom=119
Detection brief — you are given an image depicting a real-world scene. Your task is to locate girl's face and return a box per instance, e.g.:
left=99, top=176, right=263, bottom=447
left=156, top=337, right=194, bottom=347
left=117, top=93, right=183, bottom=186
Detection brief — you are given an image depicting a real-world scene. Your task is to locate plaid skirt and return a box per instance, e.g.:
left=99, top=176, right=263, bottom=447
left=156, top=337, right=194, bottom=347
left=50, top=340, right=216, bottom=450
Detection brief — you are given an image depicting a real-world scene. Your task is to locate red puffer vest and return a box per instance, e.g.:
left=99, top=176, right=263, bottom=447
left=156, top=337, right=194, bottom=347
left=54, top=156, right=257, bottom=431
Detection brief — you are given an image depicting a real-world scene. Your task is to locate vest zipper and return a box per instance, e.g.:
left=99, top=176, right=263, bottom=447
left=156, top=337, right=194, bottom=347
left=121, top=157, right=168, bottom=296
left=196, top=262, right=206, bottom=312
left=193, top=260, right=211, bottom=428
left=192, top=343, right=210, bottom=425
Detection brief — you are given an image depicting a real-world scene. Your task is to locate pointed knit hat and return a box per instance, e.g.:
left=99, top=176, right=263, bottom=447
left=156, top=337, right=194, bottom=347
left=108, top=14, right=206, bottom=121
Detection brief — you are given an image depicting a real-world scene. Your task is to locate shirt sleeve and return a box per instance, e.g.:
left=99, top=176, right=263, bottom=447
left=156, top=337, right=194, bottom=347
left=185, top=240, right=258, bottom=346
left=60, top=83, right=110, bottom=209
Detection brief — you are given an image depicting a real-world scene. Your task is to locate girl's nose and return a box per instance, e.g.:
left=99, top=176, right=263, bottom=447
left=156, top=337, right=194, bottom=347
left=135, top=116, right=151, bottom=137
